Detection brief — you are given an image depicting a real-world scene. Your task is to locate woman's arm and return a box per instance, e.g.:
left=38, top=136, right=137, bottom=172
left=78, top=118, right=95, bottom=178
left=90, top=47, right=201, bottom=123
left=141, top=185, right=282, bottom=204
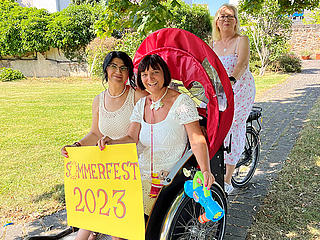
left=97, top=122, right=141, bottom=150
left=61, top=95, right=103, bottom=157
left=185, top=121, right=215, bottom=190
left=231, top=36, right=250, bottom=81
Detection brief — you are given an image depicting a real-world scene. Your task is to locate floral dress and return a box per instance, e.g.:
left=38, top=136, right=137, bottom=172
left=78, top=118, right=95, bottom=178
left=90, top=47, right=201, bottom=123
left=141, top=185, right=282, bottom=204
left=216, top=43, right=256, bottom=165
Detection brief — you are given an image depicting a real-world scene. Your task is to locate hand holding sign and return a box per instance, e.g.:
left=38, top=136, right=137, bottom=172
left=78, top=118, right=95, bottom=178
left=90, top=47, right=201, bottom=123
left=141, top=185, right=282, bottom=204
left=64, top=143, right=144, bottom=240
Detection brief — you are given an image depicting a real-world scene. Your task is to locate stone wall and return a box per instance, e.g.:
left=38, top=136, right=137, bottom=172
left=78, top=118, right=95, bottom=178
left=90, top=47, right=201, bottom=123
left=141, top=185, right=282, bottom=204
left=0, top=48, right=88, bottom=78
left=289, top=24, right=320, bottom=57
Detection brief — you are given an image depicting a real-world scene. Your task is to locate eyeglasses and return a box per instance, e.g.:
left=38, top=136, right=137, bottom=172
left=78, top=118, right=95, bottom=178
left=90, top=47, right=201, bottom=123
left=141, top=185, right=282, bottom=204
left=107, top=63, right=129, bottom=72
left=218, top=15, right=236, bottom=21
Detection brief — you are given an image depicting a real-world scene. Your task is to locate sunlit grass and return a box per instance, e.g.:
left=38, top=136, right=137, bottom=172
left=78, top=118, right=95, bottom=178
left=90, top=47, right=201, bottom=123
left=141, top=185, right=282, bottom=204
left=0, top=73, right=291, bottom=224
left=0, top=77, right=104, bottom=223
left=247, top=98, right=320, bottom=239
left=254, top=73, right=290, bottom=98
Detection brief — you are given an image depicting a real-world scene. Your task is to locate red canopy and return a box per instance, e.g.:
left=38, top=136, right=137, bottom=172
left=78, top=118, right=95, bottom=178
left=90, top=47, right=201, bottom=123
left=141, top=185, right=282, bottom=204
left=133, top=28, right=234, bottom=158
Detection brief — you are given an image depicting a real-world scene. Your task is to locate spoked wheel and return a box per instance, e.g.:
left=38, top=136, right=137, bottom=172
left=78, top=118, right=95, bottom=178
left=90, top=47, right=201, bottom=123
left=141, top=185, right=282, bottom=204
left=232, top=126, right=260, bottom=188
left=161, top=185, right=226, bottom=240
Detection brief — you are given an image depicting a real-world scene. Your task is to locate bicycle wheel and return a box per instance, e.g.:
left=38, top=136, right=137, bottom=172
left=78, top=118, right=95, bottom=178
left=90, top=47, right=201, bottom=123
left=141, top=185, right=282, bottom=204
left=160, top=185, right=227, bottom=240
left=231, top=126, right=260, bottom=188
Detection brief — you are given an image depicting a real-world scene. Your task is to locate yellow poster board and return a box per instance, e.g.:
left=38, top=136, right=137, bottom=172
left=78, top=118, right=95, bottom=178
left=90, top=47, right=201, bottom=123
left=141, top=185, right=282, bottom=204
left=64, top=143, right=144, bottom=240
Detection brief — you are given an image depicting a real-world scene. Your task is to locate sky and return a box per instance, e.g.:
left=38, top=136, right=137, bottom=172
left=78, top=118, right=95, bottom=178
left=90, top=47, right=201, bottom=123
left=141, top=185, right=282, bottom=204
left=183, top=0, right=239, bottom=16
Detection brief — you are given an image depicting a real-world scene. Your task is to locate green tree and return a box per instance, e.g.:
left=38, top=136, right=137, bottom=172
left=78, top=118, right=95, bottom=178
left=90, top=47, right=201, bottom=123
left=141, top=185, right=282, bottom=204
left=94, top=0, right=180, bottom=38
left=239, top=0, right=320, bottom=15
left=47, top=3, right=100, bottom=61
left=303, top=3, right=320, bottom=24
left=239, top=0, right=292, bottom=75
left=164, top=1, right=212, bottom=41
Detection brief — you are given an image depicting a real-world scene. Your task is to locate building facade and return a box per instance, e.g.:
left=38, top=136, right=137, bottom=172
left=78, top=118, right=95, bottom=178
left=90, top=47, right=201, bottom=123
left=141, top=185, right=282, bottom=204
left=16, top=0, right=70, bottom=12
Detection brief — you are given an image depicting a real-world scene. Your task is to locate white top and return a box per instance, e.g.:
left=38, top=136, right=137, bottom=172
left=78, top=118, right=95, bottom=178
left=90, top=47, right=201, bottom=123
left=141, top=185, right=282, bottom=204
left=130, top=94, right=201, bottom=181
left=98, top=87, right=135, bottom=139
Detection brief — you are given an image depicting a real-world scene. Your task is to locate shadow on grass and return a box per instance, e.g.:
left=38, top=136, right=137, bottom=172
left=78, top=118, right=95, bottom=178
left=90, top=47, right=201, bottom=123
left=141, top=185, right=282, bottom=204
left=33, top=184, right=65, bottom=205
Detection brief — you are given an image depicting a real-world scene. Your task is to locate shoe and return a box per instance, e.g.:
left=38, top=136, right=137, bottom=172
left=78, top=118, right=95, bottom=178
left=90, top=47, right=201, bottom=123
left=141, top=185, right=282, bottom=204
left=224, top=182, right=234, bottom=194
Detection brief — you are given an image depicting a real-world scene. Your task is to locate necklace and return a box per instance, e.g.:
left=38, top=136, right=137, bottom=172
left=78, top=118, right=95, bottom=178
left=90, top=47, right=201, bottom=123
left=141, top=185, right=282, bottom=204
left=223, top=48, right=227, bottom=52
left=106, top=86, right=126, bottom=98
left=150, top=88, right=168, bottom=111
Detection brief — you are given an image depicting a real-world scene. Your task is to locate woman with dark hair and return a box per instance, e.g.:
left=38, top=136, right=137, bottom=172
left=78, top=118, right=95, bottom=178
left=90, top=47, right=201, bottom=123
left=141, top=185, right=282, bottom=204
left=98, top=54, right=215, bottom=219
left=60, top=51, right=147, bottom=240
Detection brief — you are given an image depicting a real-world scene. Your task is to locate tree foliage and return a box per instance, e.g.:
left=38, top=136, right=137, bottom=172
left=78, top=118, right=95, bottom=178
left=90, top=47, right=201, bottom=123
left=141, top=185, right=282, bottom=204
left=94, top=0, right=180, bottom=38
left=164, top=1, right=212, bottom=41
left=239, top=0, right=292, bottom=75
left=47, top=4, right=100, bottom=61
left=303, top=3, right=320, bottom=24
left=0, top=1, right=100, bottom=60
left=239, top=0, right=320, bottom=15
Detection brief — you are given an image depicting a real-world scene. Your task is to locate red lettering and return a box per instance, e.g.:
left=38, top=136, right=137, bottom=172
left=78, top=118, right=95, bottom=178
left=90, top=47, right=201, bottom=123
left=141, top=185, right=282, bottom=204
left=85, top=189, right=96, bottom=213
left=105, top=163, right=113, bottom=179
left=66, top=162, right=71, bottom=177
left=121, top=162, right=130, bottom=180
left=74, top=187, right=84, bottom=212
left=113, top=190, right=126, bottom=219
left=97, top=189, right=110, bottom=216
left=97, top=163, right=106, bottom=179
left=91, top=164, right=98, bottom=179
left=130, top=162, right=139, bottom=180
left=83, top=164, right=92, bottom=179
left=113, top=163, right=121, bottom=180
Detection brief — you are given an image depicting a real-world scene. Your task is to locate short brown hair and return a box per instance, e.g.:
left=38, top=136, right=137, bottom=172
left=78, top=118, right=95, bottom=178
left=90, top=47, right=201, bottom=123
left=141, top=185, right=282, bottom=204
left=137, top=54, right=171, bottom=90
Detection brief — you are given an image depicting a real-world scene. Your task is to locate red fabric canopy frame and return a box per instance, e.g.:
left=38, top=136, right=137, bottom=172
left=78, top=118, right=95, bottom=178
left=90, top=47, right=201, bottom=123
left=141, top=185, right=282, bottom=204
left=133, top=28, right=234, bottom=158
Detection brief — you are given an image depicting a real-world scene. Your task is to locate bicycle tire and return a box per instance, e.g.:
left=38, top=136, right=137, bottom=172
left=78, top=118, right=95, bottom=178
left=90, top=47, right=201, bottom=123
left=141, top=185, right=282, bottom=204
left=160, top=184, right=227, bottom=240
left=231, top=126, right=260, bottom=188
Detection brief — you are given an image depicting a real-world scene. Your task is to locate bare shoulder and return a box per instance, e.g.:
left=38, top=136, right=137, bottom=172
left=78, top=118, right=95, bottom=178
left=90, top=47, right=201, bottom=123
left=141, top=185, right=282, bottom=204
left=134, top=88, right=148, bottom=104
left=239, top=35, right=249, bottom=43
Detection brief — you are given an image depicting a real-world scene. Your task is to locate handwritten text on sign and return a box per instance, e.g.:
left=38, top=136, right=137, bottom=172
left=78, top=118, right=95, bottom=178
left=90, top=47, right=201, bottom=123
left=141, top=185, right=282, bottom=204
left=64, top=144, right=144, bottom=240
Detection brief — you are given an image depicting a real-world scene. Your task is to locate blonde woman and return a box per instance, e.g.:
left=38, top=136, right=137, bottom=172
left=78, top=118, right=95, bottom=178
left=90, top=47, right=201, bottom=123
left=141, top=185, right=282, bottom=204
left=212, top=4, right=256, bottom=194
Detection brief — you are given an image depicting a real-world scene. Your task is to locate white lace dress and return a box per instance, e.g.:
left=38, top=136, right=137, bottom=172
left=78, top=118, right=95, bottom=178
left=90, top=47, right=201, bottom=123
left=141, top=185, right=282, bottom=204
left=130, top=93, right=201, bottom=215
left=98, top=87, right=135, bottom=138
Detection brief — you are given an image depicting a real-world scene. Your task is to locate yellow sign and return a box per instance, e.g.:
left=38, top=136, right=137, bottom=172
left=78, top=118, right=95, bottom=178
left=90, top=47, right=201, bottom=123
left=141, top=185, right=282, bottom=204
left=64, top=143, right=144, bottom=240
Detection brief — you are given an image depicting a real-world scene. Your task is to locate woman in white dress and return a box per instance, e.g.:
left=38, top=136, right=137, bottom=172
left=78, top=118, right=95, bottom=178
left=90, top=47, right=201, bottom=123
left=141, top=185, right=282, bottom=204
left=60, top=51, right=147, bottom=240
left=98, top=54, right=215, bottom=219
left=212, top=4, right=256, bottom=194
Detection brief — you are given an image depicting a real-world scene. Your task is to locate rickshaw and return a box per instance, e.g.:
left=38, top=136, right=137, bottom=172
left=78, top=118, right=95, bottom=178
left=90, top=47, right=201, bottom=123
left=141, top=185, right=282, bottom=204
left=27, top=28, right=234, bottom=240
left=133, top=28, right=234, bottom=240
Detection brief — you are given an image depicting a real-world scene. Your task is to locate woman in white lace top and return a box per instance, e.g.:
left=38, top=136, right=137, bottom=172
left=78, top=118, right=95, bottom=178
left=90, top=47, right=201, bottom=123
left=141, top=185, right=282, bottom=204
left=60, top=51, right=147, bottom=240
left=98, top=54, right=215, bottom=216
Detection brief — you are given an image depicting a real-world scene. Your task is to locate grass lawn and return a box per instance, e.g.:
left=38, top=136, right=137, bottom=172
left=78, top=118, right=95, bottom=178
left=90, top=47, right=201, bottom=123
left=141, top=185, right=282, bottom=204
left=247, top=98, right=320, bottom=239
left=0, top=73, right=289, bottom=224
left=0, top=77, right=104, bottom=224
left=254, top=72, right=290, bottom=98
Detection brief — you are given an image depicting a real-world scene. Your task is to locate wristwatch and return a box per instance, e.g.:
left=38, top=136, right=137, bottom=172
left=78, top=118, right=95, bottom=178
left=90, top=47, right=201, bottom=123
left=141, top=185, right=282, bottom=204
left=229, top=76, right=237, bottom=84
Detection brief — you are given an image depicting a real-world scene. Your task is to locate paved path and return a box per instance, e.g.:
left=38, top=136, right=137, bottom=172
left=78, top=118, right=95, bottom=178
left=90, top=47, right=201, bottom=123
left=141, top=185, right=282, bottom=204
left=2, top=61, right=320, bottom=240
left=225, top=60, right=320, bottom=239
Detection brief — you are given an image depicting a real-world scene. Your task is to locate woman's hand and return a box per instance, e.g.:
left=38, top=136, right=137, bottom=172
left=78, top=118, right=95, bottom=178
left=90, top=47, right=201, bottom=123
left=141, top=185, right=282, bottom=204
left=97, top=136, right=112, bottom=151
left=60, top=142, right=81, bottom=158
left=201, top=170, right=215, bottom=190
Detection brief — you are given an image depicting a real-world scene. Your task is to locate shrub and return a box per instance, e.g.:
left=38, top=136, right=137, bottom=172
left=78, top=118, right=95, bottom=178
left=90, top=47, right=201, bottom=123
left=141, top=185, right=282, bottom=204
left=276, top=53, right=302, bottom=73
left=164, top=0, right=212, bottom=42
left=47, top=4, right=100, bottom=61
left=86, top=37, right=119, bottom=77
left=0, top=67, right=26, bottom=82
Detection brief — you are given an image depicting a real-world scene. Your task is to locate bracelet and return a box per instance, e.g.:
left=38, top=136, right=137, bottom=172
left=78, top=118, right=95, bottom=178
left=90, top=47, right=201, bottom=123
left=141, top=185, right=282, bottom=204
left=73, top=142, right=81, bottom=147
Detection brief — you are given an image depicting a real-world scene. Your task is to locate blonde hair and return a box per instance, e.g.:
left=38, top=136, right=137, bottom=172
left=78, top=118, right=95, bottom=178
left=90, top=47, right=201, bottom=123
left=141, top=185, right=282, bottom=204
left=212, top=4, right=241, bottom=41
